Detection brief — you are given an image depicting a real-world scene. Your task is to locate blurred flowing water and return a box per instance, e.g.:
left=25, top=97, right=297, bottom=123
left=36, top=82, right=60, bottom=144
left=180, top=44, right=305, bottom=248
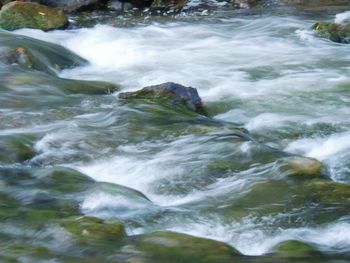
left=1, top=9, right=350, bottom=261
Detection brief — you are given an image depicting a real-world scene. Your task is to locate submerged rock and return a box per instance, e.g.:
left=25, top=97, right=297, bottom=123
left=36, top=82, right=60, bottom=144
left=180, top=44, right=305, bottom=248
left=129, top=231, right=241, bottom=263
left=33, top=166, right=95, bottom=193
left=59, top=216, right=126, bottom=244
left=312, top=21, right=350, bottom=43
left=303, top=179, right=350, bottom=205
left=0, top=134, right=35, bottom=163
left=280, top=156, right=324, bottom=178
left=0, top=31, right=87, bottom=75
left=119, top=82, right=205, bottom=114
left=0, top=1, right=69, bottom=31
left=273, top=240, right=324, bottom=258
left=2, top=67, right=120, bottom=94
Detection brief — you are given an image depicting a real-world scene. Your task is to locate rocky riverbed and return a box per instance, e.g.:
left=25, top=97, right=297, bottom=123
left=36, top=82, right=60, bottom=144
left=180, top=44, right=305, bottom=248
left=0, top=0, right=350, bottom=262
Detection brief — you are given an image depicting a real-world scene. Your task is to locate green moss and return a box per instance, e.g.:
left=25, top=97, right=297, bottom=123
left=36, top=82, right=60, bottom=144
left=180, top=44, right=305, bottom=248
left=0, top=31, right=87, bottom=76
left=34, top=167, right=95, bottom=193
left=60, top=216, right=126, bottom=244
left=131, top=231, right=241, bottom=263
left=303, top=179, right=350, bottom=204
left=312, top=21, right=350, bottom=43
left=273, top=240, right=323, bottom=258
left=0, top=1, right=69, bottom=31
left=0, top=134, right=36, bottom=164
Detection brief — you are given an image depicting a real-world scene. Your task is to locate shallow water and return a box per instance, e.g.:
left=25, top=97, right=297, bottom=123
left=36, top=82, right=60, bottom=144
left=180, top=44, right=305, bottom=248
left=1, top=8, right=350, bottom=261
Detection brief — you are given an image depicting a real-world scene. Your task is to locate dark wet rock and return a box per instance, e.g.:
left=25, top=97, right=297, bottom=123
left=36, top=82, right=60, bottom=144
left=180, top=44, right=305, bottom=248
left=33, top=166, right=95, bottom=193
left=0, top=1, right=69, bottom=31
left=312, top=21, right=350, bottom=44
left=303, top=179, right=350, bottom=205
left=279, top=156, right=324, bottom=178
left=0, top=31, right=87, bottom=75
left=59, top=216, right=126, bottom=244
left=129, top=231, right=242, bottom=263
left=38, top=0, right=105, bottom=12
left=151, top=0, right=187, bottom=11
left=119, top=82, right=205, bottom=114
left=0, top=134, right=35, bottom=164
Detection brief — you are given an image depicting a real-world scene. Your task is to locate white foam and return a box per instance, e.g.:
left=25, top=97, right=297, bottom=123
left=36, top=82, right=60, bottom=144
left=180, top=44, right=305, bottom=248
left=335, top=10, right=350, bottom=24
left=286, top=131, right=350, bottom=161
left=168, top=218, right=350, bottom=255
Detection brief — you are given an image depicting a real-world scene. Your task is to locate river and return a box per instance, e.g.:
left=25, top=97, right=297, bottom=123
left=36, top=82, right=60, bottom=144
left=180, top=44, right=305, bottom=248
left=0, top=6, right=349, bottom=262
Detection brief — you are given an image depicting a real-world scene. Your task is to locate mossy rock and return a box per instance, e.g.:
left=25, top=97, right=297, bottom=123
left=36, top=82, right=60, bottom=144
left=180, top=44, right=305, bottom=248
left=34, top=166, right=95, bottom=193
left=0, top=31, right=87, bottom=76
left=303, top=179, right=350, bottom=205
left=0, top=1, right=69, bottom=31
left=3, top=67, right=119, bottom=95
left=60, top=216, right=126, bottom=244
left=130, top=231, right=242, bottom=263
left=312, top=21, right=350, bottom=44
left=273, top=240, right=324, bottom=258
left=0, top=134, right=35, bottom=164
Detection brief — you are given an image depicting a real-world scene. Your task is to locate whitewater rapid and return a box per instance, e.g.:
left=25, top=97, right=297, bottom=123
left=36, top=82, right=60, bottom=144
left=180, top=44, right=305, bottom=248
left=12, top=13, right=350, bottom=256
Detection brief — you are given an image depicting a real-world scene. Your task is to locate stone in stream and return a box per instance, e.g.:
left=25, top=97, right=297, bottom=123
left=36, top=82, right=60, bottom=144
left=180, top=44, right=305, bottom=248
left=128, top=231, right=242, bottom=263
left=59, top=216, right=126, bottom=244
left=0, top=134, right=36, bottom=164
left=280, top=156, right=324, bottom=178
left=312, top=21, right=350, bottom=44
left=303, top=179, right=350, bottom=205
left=2, top=67, right=120, bottom=94
left=0, top=1, right=69, bottom=31
left=119, top=82, right=205, bottom=114
left=272, top=240, right=325, bottom=259
left=0, top=31, right=87, bottom=75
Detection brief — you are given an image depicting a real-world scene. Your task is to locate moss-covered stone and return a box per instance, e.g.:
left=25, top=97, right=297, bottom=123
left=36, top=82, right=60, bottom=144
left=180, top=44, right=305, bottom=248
left=312, top=21, right=350, bottom=43
left=273, top=240, right=323, bottom=258
left=0, top=134, right=35, bottom=164
left=0, top=1, right=69, bottom=31
left=34, top=166, right=95, bottom=193
left=60, top=216, right=126, bottom=244
left=303, top=179, right=350, bottom=205
left=0, top=31, right=87, bottom=76
left=130, top=231, right=242, bottom=263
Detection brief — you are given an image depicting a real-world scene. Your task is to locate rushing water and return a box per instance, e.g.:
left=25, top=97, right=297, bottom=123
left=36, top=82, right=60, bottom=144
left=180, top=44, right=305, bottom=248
left=1, top=8, right=350, bottom=262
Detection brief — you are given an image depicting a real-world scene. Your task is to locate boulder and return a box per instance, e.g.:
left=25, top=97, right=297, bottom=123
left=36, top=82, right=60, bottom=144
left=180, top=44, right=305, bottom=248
left=119, top=82, right=205, bottom=114
left=0, top=134, right=35, bottom=164
left=0, top=1, right=69, bottom=31
left=280, top=156, right=324, bottom=178
left=129, top=231, right=242, bottom=263
left=312, top=21, right=350, bottom=43
left=0, top=31, right=87, bottom=75
left=273, top=240, right=324, bottom=258
left=59, top=216, right=126, bottom=244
